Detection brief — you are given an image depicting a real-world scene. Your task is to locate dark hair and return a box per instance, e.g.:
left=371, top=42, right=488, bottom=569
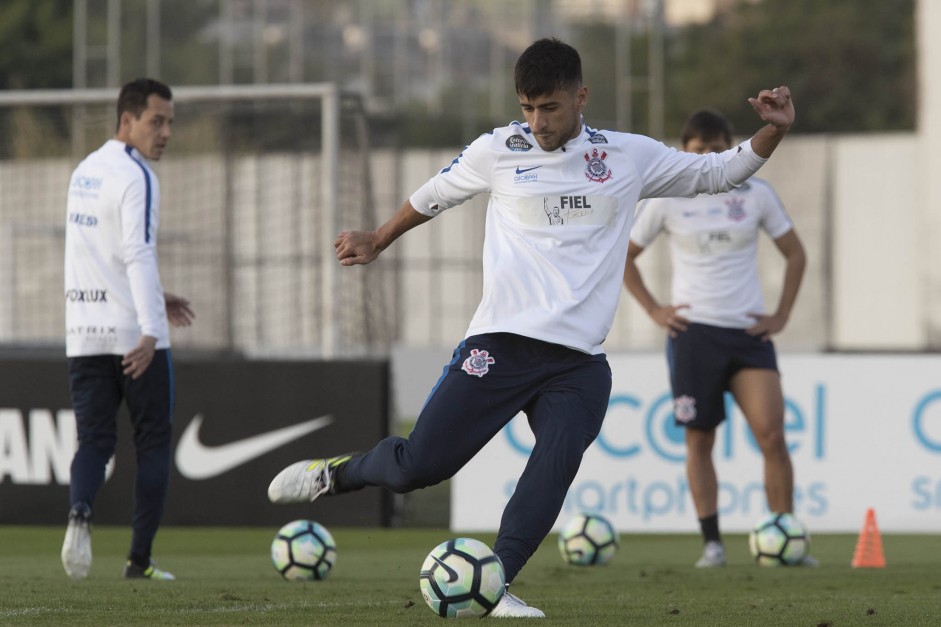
left=681, top=109, right=733, bottom=146
left=514, top=38, right=582, bottom=99
left=116, top=78, right=172, bottom=130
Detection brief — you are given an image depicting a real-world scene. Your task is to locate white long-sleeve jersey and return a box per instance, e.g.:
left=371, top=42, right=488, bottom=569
left=65, top=139, right=168, bottom=357
left=630, top=178, right=794, bottom=329
left=409, top=121, right=768, bottom=355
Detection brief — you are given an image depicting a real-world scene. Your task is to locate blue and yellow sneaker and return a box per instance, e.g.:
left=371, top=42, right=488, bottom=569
left=267, top=455, right=354, bottom=504
left=123, top=560, right=176, bottom=580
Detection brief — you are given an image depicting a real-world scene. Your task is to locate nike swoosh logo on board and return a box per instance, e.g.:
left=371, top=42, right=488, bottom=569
left=432, top=555, right=460, bottom=582
left=515, top=165, right=542, bottom=174
left=175, top=414, right=334, bottom=480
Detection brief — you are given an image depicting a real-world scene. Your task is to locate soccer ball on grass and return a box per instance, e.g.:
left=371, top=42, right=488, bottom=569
left=748, top=512, right=809, bottom=566
left=419, top=537, right=506, bottom=618
left=558, top=512, right=619, bottom=566
left=270, top=519, right=337, bottom=580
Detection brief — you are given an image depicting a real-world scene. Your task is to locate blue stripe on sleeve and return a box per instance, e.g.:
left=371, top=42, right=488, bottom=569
left=124, top=145, right=153, bottom=243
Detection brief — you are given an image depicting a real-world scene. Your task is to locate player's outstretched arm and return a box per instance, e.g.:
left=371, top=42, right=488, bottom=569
left=335, top=200, right=433, bottom=266
left=747, top=86, right=795, bottom=158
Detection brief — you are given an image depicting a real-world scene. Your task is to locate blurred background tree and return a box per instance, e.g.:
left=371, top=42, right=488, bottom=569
left=0, top=0, right=916, bottom=143
left=664, top=0, right=915, bottom=136
left=0, top=0, right=72, bottom=89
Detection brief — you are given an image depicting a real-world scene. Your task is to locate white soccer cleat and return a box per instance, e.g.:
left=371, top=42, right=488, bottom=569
left=695, top=540, right=726, bottom=568
left=61, top=503, right=93, bottom=580
left=267, top=455, right=352, bottom=504
left=489, top=590, right=545, bottom=618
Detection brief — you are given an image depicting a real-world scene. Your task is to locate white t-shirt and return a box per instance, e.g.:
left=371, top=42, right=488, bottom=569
left=409, top=121, right=769, bottom=354
left=65, top=139, right=168, bottom=357
left=630, top=178, right=793, bottom=328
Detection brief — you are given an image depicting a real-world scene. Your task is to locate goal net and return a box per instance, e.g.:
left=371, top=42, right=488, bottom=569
left=0, top=84, right=393, bottom=358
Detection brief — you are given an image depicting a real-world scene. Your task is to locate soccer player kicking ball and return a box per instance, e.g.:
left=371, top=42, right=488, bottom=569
left=624, top=109, right=817, bottom=568
left=269, top=38, right=795, bottom=617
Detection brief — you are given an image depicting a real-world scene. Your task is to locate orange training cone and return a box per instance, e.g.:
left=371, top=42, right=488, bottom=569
left=851, top=508, right=886, bottom=568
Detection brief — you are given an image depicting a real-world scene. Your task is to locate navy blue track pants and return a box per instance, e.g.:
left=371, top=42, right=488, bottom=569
left=341, top=333, right=611, bottom=583
left=68, top=350, right=174, bottom=563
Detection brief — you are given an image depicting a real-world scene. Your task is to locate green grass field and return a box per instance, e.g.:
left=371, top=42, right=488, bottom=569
left=1, top=526, right=940, bottom=626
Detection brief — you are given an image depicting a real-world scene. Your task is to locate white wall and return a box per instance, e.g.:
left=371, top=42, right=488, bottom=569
left=919, top=0, right=941, bottom=346
left=832, top=135, right=923, bottom=349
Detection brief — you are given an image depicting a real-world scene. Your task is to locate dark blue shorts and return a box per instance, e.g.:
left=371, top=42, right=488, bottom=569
left=667, top=322, right=777, bottom=430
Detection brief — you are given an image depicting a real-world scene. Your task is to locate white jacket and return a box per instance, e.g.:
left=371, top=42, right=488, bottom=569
left=410, top=121, right=767, bottom=354
left=65, top=139, right=168, bottom=356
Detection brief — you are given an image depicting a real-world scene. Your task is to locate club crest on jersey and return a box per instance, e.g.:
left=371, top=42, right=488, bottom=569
left=726, top=197, right=746, bottom=221
left=673, top=395, right=697, bottom=423
left=462, top=348, right=495, bottom=377
left=506, top=136, right=534, bottom=152
left=584, top=148, right=613, bottom=183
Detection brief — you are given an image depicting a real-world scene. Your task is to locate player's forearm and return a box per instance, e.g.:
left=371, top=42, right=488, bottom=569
left=623, top=262, right=660, bottom=316
left=374, top=200, right=434, bottom=251
left=774, top=253, right=806, bottom=320
left=749, top=122, right=790, bottom=159
left=125, top=252, right=168, bottom=338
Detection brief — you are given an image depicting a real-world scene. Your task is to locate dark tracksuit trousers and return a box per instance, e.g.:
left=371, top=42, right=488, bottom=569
left=338, top=333, right=611, bottom=583
left=68, top=350, right=174, bottom=565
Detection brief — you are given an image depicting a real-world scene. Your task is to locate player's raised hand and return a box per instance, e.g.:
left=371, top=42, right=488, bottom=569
left=335, top=230, right=382, bottom=266
left=748, top=86, right=794, bottom=130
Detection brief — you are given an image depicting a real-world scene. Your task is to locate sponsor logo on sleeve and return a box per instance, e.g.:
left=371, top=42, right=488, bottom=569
left=506, top=136, right=534, bottom=152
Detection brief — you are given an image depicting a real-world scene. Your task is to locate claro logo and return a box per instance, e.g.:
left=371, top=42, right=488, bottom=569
left=496, top=386, right=830, bottom=521
left=502, top=384, right=828, bottom=462
left=910, top=391, right=941, bottom=511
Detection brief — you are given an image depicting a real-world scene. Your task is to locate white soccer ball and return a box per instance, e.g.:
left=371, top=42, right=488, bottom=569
left=748, top=512, right=809, bottom=566
left=558, top=512, right=620, bottom=566
left=419, top=537, right=506, bottom=618
left=270, top=519, right=337, bottom=580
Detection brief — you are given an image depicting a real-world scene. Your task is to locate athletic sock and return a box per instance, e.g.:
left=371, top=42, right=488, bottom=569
left=699, top=513, right=721, bottom=544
